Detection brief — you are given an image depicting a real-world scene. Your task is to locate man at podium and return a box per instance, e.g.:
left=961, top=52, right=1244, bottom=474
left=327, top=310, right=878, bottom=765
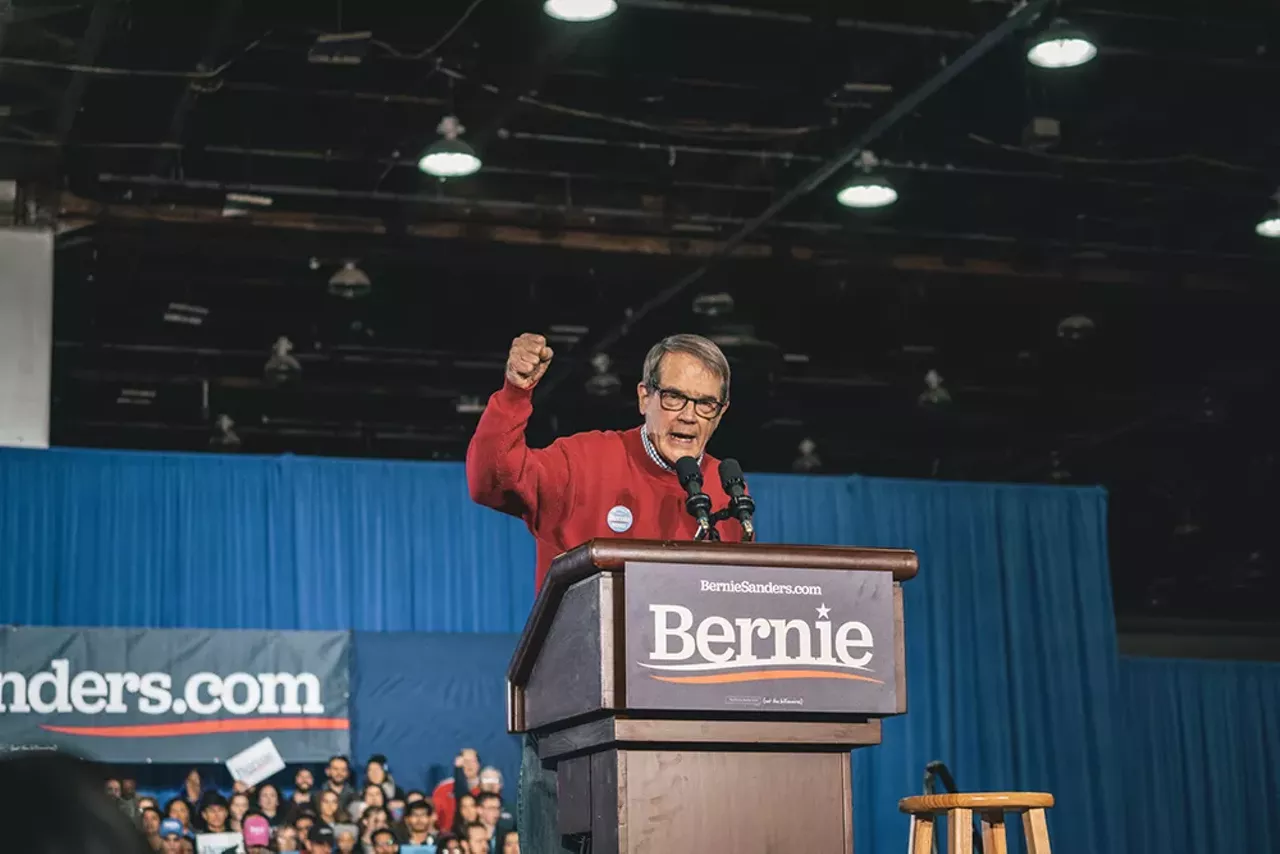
left=466, top=331, right=744, bottom=853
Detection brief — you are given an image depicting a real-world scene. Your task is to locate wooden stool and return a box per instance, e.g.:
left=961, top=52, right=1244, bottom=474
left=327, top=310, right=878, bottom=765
left=899, top=792, right=1054, bottom=854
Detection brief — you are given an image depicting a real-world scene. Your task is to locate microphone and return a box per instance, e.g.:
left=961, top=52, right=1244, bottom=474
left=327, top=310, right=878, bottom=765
left=717, top=458, right=756, bottom=542
left=674, top=456, right=715, bottom=540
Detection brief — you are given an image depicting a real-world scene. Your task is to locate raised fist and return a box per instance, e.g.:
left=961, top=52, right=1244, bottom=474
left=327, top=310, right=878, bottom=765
left=505, top=333, right=554, bottom=390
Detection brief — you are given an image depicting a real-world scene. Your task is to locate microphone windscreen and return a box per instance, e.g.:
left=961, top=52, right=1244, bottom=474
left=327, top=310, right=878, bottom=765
left=674, top=456, right=702, bottom=486
left=718, top=458, right=744, bottom=485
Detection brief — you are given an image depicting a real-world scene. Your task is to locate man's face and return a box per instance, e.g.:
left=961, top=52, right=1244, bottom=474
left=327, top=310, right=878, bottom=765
left=203, top=804, right=227, bottom=830
left=502, top=832, right=519, bottom=854
left=122, top=779, right=137, bottom=799
left=637, top=352, right=726, bottom=465
left=404, top=807, right=431, bottom=833
left=466, top=827, right=490, bottom=854
left=309, top=842, right=332, bottom=854
left=296, top=818, right=314, bottom=838
left=373, top=833, right=398, bottom=854
left=479, top=799, right=501, bottom=828
left=105, top=779, right=121, bottom=798
left=161, top=836, right=184, bottom=854
left=327, top=758, right=350, bottom=785
left=276, top=826, right=298, bottom=851
left=296, top=769, right=314, bottom=792
left=142, top=810, right=162, bottom=835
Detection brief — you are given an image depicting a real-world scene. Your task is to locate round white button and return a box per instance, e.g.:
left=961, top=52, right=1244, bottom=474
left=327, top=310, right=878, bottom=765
left=606, top=505, right=634, bottom=533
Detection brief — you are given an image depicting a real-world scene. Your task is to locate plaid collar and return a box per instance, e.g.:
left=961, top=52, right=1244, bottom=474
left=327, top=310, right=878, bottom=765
left=641, top=427, right=703, bottom=473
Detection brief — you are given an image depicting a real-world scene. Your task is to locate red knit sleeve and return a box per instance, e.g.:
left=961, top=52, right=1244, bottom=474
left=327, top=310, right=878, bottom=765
left=465, top=379, right=575, bottom=532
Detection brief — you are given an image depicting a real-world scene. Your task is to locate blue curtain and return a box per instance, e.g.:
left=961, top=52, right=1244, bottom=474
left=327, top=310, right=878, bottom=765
left=0, top=448, right=534, bottom=632
left=751, top=475, right=1126, bottom=854
left=1120, top=657, right=1280, bottom=854
left=351, top=632, right=523, bottom=794
left=0, top=446, right=1198, bottom=854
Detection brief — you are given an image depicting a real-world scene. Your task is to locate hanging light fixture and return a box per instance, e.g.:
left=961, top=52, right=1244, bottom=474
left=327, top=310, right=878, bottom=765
left=418, top=116, right=482, bottom=178
left=1026, top=19, right=1098, bottom=69
left=837, top=150, right=898, bottom=209
left=543, top=0, right=617, bottom=22
left=1257, top=212, right=1280, bottom=238
left=1256, top=192, right=1280, bottom=238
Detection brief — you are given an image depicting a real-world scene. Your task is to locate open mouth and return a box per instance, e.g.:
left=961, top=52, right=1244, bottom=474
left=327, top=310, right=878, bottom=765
left=668, top=431, right=698, bottom=447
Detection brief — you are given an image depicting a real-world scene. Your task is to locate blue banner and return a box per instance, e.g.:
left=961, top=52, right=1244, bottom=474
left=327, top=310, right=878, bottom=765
left=0, top=626, right=350, bottom=763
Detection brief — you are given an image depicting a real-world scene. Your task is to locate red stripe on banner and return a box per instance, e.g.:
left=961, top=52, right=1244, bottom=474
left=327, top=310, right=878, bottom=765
left=39, top=717, right=350, bottom=738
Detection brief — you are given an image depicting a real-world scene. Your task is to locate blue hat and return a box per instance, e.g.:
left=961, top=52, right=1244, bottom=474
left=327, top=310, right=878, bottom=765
left=159, top=818, right=184, bottom=839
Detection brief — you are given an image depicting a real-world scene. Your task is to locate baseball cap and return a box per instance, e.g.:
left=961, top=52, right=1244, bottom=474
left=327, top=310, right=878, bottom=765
left=309, top=826, right=335, bottom=848
left=159, top=818, right=184, bottom=839
left=243, top=815, right=271, bottom=847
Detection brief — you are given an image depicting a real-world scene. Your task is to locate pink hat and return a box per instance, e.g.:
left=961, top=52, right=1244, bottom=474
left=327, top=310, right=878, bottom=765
left=243, top=815, right=271, bottom=848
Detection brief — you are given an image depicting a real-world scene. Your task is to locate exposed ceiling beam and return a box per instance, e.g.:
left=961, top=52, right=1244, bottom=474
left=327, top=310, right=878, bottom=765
left=53, top=0, right=121, bottom=144
left=146, top=0, right=243, bottom=185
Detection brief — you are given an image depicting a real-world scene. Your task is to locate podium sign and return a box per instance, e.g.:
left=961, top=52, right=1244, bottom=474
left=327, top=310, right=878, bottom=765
left=624, top=561, right=898, bottom=714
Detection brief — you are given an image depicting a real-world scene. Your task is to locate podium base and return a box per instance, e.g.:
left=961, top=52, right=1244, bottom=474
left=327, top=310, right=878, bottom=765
left=518, top=733, right=579, bottom=854
left=554, top=747, right=853, bottom=854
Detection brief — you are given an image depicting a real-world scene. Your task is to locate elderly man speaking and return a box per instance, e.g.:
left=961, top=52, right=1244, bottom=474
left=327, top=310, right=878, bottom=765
left=466, top=331, right=746, bottom=852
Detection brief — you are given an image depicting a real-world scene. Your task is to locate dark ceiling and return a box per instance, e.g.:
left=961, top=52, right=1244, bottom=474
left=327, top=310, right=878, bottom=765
left=1, top=0, right=1278, bottom=626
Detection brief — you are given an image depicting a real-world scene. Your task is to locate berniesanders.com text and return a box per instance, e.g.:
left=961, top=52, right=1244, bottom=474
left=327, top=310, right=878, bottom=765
left=699, top=579, right=823, bottom=596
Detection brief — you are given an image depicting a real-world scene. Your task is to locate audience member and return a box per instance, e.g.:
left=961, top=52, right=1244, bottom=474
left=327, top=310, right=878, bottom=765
left=257, top=782, right=284, bottom=825
left=290, top=768, right=317, bottom=815
left=180, top=769, right=202, bottom=809
left=462, top=822, right=489, bottom=854
left=500, top=830, right=519, bottom=854
left=364, top=755, right=404, bottom=801
left=243, top=814, right=272, bottom=854
left=477, top=792, right=514, bottom=850
left=159, top=818, right=185, bottom=854
left=433, top=748, right=481, bottom=830
left=229, top=791, right=251, bottom=831
left=163, top=797, right=191, bottom=832
left=199, top=791, right=231, bottom=834
left=275, top=823, right=300, bottom=852
left=370, top=827, right=399, bottom=854
left=398, top=798, right=440, bottom=848
left=359, top=805, right=391, bottom=850
left=324, top=756, right=358, bottom=812
left=309, top=824, right=336, bottom=854
left=451, top=793, right=479, bottom=839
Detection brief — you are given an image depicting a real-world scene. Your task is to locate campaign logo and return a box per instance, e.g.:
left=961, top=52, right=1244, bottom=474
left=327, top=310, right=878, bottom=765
left=0, top=659, right=348, bottom=738
left=624, top=561, right=898, bottom=715
left=638, top=602, right=883, bottom=686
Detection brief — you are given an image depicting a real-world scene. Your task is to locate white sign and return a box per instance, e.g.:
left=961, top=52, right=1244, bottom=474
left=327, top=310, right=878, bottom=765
left=225, top=737, right=286, bottom=788
left=196, top=832, right=245, bottom=854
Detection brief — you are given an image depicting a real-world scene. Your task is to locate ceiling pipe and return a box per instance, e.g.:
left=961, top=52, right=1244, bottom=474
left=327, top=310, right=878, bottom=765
left=87, top=173, right=1267, bottom=262
left=0, top=134, right=1253, bottom=200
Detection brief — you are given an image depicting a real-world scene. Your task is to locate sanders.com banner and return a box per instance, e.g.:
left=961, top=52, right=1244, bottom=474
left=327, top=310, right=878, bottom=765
left=625, top=561, right=898, bottom=714
left=0, top=626, right=350, bottom=763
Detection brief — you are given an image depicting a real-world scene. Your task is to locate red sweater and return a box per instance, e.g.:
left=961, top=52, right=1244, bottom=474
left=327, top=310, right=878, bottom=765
left=466, top=380, right=743, bottom=591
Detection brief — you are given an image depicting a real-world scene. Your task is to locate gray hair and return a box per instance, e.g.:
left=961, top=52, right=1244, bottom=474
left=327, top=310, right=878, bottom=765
left=642, top=334, right=731, bottom=401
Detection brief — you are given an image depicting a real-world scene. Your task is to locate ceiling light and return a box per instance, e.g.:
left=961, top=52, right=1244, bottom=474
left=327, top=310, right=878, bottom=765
left=837, top=175, right=898, bottom=209
left=419, top=116, right=482, bottom=179
left=328, top=261, right=372, bottom=298
left=543, top=0, right=617, bottom=22
left=1256, top=213, right=1280, bottom=238
left=1026, top=20, right=1098, bottom=69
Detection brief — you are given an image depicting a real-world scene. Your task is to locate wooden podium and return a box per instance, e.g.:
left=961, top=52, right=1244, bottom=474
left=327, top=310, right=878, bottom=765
left=507, top=539, right=918, bottom=854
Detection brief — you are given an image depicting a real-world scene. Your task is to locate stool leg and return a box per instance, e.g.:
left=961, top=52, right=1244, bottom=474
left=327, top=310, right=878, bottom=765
left=908, top=816, right=935, bottom=854
left=947, top=808, right=973, bottom=854
left=979, top=811, right=1007, bottom=854
left=1022, top=808, right=1052, bottom=854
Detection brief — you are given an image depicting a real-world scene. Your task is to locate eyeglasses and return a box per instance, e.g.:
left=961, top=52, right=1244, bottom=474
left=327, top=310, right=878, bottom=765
left=649, top=385, right=725, bottom=419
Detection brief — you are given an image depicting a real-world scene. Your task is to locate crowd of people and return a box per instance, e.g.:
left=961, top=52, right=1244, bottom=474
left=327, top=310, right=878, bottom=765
left=105, top=750, right=518, bottom=854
